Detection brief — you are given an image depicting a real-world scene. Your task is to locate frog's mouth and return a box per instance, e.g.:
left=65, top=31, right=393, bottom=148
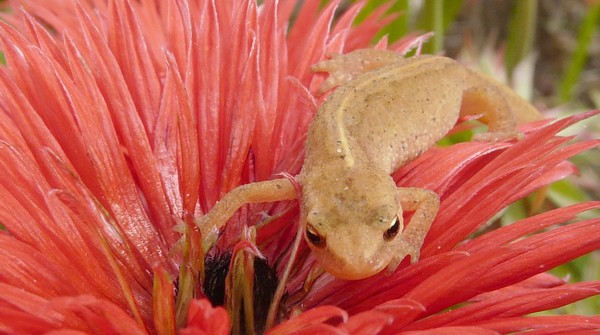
left=310, top=246, right=391, bottom=280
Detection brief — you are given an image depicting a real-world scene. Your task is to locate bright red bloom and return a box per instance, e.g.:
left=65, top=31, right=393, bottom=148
left=0, top=0, right=598, bottom=334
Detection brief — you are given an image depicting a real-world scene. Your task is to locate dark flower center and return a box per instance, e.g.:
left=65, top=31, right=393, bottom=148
left=203, top=252, right=279, bottom=334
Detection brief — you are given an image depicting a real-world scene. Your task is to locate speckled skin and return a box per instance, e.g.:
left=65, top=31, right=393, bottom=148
left=198, top=49, right=541, bottom=280
left=300, top=50, right=540, bottom=279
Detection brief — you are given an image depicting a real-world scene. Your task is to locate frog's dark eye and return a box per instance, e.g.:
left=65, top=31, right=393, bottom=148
left=306, top=224, right=326, bottom=248
left=383, top=217, right=400, bottom=241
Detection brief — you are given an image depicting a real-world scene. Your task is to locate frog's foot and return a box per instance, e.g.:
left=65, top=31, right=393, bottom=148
left=385, top=240, right=421, bottom=275
left=472, top=129, right=523, bottom=142
left=311, top=54, right=356, bottom=93
left=311, top=49, right=403, bottom=94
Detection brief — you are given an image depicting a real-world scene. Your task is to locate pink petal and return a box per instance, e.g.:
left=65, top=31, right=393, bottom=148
left=152, top=267, right=176, bottom=335
left=401, top=327, right=500, bottom=335
left=340, top=310, right=393, bottom=334
left=471, top=315, right=600, bottom=334
left=267, top=305, right=348, bottom=335
left=180, top=299, right=230, bottom=335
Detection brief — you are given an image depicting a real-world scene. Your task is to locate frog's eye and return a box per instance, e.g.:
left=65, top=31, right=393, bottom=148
left=383, top=217, right=400, bottom=241
left=305, top=224, right=326, bottom=248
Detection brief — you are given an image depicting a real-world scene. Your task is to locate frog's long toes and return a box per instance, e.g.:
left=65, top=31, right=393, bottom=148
left=318, top=78, right=337, bottom=93
left=472, top=129, right=523, bottom=142
left=410, top=249, right=421, bottom=264
left=318, top=73, right=354, bottom=93
left=310, top=58, right=341, bottom=73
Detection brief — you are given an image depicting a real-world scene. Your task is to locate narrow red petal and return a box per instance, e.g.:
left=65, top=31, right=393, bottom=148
left=470, top=315, right=600, bottom=334
left=191, top=0, right=222, bottom=209
left=48, top=295, right=148, bottom=334
left=340, top=310, right=393, bottom=334
left=157, top=52, right=200, bottom=215
left=287, top=0, right=335, bottom=78
left=180, top=299, right=230, bottom=335
left=400, top=327, right=500, bottom=335
left=289, top=0, right=340, bottom=82
left=407, top=282, right=600, bottom=330
left=58, top=7, right=174, bottom=255
left=153, top=267, right=176, bottom=335
left=0, top=283, right=64, bottom=329
left=267, top=305, right=348, bottom=335
left=253, top=0, right=286, bottom=180
left=459, top=202, right=600, bottom=253
left=343, top=3, right=397, bottom=52
left=107, top=0, right=162, bottom=133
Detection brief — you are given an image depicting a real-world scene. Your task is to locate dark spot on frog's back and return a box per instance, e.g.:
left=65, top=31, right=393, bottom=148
left=335, top=191, right=347, bottom=201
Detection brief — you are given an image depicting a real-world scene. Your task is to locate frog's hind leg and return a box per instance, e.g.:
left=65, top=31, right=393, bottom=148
left=460, top=84, right=529, bottom=141
left=311, top=49, right=403, bottom=94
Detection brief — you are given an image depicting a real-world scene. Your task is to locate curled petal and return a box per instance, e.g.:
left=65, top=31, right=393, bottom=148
left=180, top=299, right=230, bottom=335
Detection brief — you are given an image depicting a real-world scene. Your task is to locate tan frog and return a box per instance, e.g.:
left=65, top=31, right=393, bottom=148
left=197, top=49, right=541, bottom=280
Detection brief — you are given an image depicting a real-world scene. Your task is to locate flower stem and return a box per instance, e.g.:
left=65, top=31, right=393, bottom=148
left=265, top=215, right=305, bottom=330
left=505, top=0, right=538, bottom=77
left=265, top=173, right=304, bottom=330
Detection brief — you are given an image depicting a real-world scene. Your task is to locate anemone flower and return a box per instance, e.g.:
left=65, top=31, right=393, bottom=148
left=0, top=0, right=599, bottom=334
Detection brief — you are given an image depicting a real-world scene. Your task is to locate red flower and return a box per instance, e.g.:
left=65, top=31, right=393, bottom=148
left=0, top=0, right=598, bottom=334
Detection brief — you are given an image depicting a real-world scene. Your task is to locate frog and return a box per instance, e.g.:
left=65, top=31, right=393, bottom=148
left=197, top=49, right=541, bottom=280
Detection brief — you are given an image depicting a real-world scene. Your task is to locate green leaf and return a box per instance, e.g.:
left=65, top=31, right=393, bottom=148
left=558, top=1, right=600, bottom=103
left=505, top=0, right=538, bottom=76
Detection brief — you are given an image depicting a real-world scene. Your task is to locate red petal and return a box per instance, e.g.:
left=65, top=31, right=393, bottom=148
left=191, top=0, right=222, bottom=209
left=471, top=315, right=600, bottom=334
left=267, top=305, right=348, bottom=335
left=0, top=284, right=148, bottom=334
left=340, top=310, right=393, bottom=334
left=181, top=299, right=230, bottom=335
left=48, top=295, right=148, bottom=334
left=343, top=3, right=396, bottom=52
left=459, top=202, right=600, bottom=253
left=400, top=327, right=500, bottom=335
left=406, top=282, right=600, bottom=330
left=287, top=0, right=338, bottom=81
left=152, top=267, right=176, bottom=335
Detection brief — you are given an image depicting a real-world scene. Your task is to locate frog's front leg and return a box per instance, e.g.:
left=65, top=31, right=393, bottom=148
left=197, top=178, right=297, bottom=237
left=387, top=187, right=440, bottom=273
left=311, top=49, right=403, bottom=93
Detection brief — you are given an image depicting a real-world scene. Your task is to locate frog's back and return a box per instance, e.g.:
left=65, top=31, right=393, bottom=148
left=305, top=55, right=467, bottom=173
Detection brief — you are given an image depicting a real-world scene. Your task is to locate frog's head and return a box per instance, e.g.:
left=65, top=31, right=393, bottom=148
left=301, top=165, right=403, bottom=280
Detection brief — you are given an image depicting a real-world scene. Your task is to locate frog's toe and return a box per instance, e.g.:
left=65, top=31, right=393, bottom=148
left=385, top=246, right=420, bottom=275
left=311, top=58, right=355, bottom=93
left=310, top=56, right=342, bottom=73
left=390, top=240, right=422, bottom=270
left=472, top=129, right=523, bottom=142
left=317, top=73, right=355, bottom=93
left=386, top=256, right=402, bottom=275
left=409, top=248, right=421, bottom=264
